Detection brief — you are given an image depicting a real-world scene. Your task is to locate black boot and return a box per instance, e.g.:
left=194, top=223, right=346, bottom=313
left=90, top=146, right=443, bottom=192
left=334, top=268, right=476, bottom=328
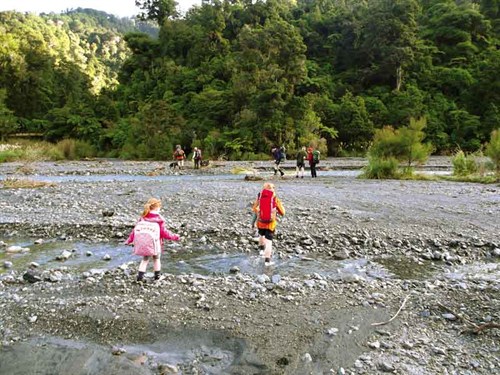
left=154, top=271, right=161, bottom=280
left=136, top=271, right=145, bottom=282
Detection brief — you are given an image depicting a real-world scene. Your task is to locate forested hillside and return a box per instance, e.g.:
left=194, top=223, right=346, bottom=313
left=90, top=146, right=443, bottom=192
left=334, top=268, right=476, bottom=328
left=1, top=0, right=499, bottom=159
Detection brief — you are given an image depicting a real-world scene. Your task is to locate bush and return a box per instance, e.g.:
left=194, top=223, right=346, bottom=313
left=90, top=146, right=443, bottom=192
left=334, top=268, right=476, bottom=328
left=54, top=139, right=96, bottom=160
left=451, top=150, right=478, bottom=176
left=363, top=157, right=400, bottom=179
left=0, top=149, right=24, bottom=162
left=485, top=129, right=500, bottom=177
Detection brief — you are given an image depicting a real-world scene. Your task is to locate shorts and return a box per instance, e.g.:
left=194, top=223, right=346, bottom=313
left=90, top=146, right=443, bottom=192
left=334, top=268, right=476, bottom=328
left=296, top=161, right=305, bottom=168
left=258, top=228, right=274, bottom=241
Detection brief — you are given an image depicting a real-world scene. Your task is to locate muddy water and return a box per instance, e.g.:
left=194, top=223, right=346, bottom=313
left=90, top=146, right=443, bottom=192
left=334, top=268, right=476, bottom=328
left=0, top=329, right=264, bottom=375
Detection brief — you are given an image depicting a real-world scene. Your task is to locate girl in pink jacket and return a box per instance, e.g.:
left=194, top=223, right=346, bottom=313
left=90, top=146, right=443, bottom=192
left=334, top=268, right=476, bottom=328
left=126, top=198, right=180, bottom=282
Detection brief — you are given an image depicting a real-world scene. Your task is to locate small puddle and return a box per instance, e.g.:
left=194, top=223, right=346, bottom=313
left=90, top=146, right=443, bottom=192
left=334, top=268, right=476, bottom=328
left=375, top=257, right=438, bottom=280
left=0, top=329, right=265, bottom=375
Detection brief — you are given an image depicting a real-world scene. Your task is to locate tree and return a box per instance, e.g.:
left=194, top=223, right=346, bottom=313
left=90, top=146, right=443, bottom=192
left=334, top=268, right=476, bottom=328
left=135, top=0, right=178, bottom=25
left=0, top=89, right=18, bottom=140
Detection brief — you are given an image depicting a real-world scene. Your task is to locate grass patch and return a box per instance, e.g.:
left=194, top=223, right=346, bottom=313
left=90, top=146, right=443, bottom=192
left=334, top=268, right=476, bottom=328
left=1, top=178, right=56, bottom=189
left=440, top=175, right=498, bottom=184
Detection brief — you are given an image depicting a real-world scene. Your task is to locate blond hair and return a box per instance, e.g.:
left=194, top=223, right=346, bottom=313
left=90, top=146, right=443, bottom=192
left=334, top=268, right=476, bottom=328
left=142, top=198, right=161, bottom=217
left=263, top=182, right=275, bottom=190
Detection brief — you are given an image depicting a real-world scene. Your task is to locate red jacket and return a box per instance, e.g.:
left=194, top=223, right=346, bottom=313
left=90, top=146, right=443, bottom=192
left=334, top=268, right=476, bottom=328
left=126, top=212, right=180, bottom=245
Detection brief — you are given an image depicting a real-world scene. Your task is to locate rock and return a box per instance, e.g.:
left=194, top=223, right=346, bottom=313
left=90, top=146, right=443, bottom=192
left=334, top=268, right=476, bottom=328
left=327, top=327, right=339, bottom=336
left=271, top=274, right=281, bottom=284
left=34, top=239, right=44, bottom=244
left=28, top=315, right=37, bottom=323
left=49, top=271, right=63, bottom=282
left=102, top=254, right=111, bottom=261
left=368, top=341, right=381, bottom=349
left=442, top=313, right=457, bottom=321
left=229, top=266, right=240, bottom=274
left=3, top=261, right=13, bottom=269
left=158, top=363, right=180, bottom=374
left=102, top=210, right=115, bottom=217
left=492, top=248, right=500, bottom=257
left=256, top=275, right=270, bottom=284
left=6, top=246, right=23, bottom=253
left=302, top=353, right=312, bottom=362
left=333, top=250, right=350, bottom=260
left=86, top=251, right=93, bottom=256
left=23, top=272, right=42, bottom=283
left=29, top=262, right=40, bottom=268
left=377, top=361, right=395, bottom=372
left=111, top=347, right=126, bottom=355
left=56, top=250, right=72, bottom=261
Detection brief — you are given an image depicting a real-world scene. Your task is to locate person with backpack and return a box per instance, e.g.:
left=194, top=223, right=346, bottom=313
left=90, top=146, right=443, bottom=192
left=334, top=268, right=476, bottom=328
left=173, top=145, right=186, bottom=168
left=307, top=147, right=320, bottom=178
left=192, top=147, right=202, bottom=169
left=272, top=146, right=285, bottom=177
left=126, top=198, right=180, bottom=282
left=252, top=182, right=286, bottom=266
left=295, top=146, right=307, bottom=178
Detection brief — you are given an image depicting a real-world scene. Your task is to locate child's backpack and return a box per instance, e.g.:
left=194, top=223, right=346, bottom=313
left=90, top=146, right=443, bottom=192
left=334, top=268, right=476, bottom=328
left=312, top=150, right=321, bottom=163
left=132, top=219, right=161, bottom=257
left=258, top=189, right=276, bottom=223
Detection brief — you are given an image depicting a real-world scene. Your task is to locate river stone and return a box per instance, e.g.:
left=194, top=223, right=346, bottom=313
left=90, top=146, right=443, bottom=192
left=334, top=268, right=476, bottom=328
left=442, top=313, right=457, bottom=321
left=3, top=261, right=13, bottom=269
left=333, top=250, right=349, bottom=260
left=256, top=275, right=270, bottom=284
left=56, top=250, right=72, bottom=260
left=271, top=274, right=281, bottom=284
left=229, top=266, right=240, bottom=274
left=6, top=246, right=23, bottom=253
left=492, top=248, right=500, bottom=257
left=34, top=239, right=44, bottom=244
left=102, top=254, right=111, bottom=261
left=327, top=327, right=339, bottom=336
left=377, top=361, right=395, bottom=372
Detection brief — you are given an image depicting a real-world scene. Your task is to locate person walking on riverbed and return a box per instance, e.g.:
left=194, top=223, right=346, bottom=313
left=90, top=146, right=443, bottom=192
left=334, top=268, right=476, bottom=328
left=296, top=146, right=307, bottom=178
left=126, top=198, right=180, bottom=282
left=252, top=183, right=285, bottom=266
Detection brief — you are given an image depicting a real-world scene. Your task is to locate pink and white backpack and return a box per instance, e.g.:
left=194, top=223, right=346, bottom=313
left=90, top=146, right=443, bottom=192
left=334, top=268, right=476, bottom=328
left=132, top=219, right=161, bottom=257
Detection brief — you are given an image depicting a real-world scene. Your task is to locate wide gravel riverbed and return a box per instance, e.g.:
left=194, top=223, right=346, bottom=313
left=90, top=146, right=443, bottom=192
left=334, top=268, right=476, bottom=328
left=0, top=158, right=498, bottom=374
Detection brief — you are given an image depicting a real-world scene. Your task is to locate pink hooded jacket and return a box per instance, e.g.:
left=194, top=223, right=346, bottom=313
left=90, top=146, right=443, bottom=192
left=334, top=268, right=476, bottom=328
left=126, top=212, right=180, bottom=245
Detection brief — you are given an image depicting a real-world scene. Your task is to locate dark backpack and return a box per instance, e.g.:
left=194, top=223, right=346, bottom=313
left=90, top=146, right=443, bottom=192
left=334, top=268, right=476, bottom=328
left=195, top=149, right=202, bottom=159
left=258, top=189, right=276, bottom=223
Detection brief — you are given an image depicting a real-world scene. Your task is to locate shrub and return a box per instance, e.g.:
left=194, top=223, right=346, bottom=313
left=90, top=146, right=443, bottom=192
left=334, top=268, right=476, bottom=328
left=364, top=117, right=432, bottom=179
left=452, top=150, right=478, bottom=176
left=363, top=157, right=400, bottom=179
left=54, top=139, right=96, bottom=160
left=485, top=129, right=500, bottom=177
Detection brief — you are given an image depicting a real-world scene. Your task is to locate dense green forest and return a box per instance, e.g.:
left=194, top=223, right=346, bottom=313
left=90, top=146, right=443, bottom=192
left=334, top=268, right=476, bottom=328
left=0, top=0, right=499, bottom=159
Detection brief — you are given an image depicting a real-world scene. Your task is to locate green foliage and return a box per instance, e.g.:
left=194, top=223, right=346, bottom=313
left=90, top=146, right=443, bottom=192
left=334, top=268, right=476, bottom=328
left=451, top=150, right=478, bottom=177
left=55, top=139, right=96, bottom=160
left=365, top=117, right=432, bottom=179
left=0, top=1, right=499, bottom=158
left=363, top=157, right=400, bottom=179
left=0, top=89, right=18, bottom=140
left=485, top=129, right=500, bottom=177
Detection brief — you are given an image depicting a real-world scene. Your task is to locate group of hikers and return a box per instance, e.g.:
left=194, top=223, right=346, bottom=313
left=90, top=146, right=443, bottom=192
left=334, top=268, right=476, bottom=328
left=175, top=144, right=320, bottom=176
left=272, top=145, right=321, bottom=178
left=127, top=180, right=286, bottom=280
left=173, top=145, right=202, bottom=169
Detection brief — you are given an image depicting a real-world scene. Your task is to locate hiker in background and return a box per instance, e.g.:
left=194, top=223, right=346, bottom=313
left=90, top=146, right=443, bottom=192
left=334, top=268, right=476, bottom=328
left=296, top=146, right=307, bottom=178
left=307, top=147, right=319, bottom=178
left=271, top=146, right=285, bottom=177
left=173, top=145, right=186, bottom=169
left=252, top=182, right=285, bottom=266
left=192, top=147, right=202, bottom=169
left=126, top=198, right=180, bottom=282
